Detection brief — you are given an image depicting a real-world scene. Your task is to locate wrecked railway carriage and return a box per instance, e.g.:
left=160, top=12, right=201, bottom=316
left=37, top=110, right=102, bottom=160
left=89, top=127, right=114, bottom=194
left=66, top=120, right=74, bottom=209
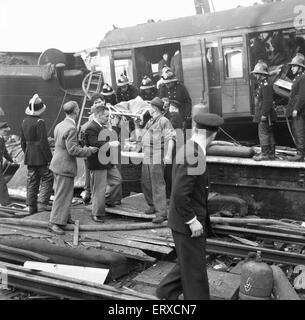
left=1, top=0, right=305, bottom=300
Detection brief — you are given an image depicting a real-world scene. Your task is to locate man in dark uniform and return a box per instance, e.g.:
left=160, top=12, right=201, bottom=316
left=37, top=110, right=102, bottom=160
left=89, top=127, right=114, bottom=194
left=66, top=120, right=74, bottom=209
left=21, top=94, right=54, bottom=214
left=285, top=54, right=305, bottom=161
left=116, top=74, right=139, bottom=103
left=0, top=122, right=15, bottom=206
left=159, top=69, right=192, bottom=129
left=139, top=76, right=158, bottom=101
left=251, top=62, right=277, bottom=161
left=101, top=83, right=117, bottom=106
left=156, top=110, right=224, bottom=300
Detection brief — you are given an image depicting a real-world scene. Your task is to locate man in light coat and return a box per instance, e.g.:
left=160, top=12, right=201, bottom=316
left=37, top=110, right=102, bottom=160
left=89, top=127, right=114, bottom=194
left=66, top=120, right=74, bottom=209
left=48, top=101, right=98, bottom=235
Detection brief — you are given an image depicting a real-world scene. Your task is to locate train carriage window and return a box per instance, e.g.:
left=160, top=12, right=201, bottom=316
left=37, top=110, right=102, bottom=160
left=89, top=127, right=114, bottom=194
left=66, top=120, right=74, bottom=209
left=223, top=47, right=243, bottom=79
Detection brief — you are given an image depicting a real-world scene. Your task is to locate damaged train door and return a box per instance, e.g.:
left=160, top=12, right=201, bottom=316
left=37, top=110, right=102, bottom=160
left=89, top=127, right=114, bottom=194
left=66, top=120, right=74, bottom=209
left=203, top=36, right=251, bottom=118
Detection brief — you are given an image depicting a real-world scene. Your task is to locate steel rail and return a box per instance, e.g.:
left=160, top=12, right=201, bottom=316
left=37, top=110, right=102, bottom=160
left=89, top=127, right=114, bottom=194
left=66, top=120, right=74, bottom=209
left=213, top=224, right=305, bottom=246
left=206, top=239, right=305, bottom=266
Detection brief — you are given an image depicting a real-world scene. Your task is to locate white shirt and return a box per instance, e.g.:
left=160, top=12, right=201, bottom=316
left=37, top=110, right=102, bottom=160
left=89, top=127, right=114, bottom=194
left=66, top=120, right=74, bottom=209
left=66, top=116, right=76, bottom=127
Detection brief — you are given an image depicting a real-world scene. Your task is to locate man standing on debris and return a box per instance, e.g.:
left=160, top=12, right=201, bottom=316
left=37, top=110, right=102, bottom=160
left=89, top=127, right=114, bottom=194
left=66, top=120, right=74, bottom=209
left=285, top=54, right=305, bottom=161
left=156, top=109, right=224, bottom=300
left=251, top=61, right=277, bottom=161
left=0, top=122, right=16, bottom=206
left=48, top=101, right=98, bottom=235
left=139, top=97, right=176, bottom=224
left=79, top=93, right=105, bottom=205
left=20, top=94, right=54, bottom=214
left=84, top=105, right=122, bottom=223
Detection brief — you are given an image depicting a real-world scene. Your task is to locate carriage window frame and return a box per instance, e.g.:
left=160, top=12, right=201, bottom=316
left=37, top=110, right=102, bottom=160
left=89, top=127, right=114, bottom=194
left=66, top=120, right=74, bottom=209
left=222, top=44, right=244, bottom=80
left=221, top=36, right=244, bottom=81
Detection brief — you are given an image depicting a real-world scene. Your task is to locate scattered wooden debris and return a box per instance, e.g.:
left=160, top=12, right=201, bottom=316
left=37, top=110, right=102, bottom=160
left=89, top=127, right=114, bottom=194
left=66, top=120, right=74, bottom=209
left=0, top=261, right=157, bottom=300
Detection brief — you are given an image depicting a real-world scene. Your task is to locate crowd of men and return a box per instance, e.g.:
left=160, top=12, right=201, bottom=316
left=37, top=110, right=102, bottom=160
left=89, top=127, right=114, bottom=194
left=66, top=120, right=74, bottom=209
left=0, top=65, right=221, bottom=300
left=0, top=54, right=303, bottom=300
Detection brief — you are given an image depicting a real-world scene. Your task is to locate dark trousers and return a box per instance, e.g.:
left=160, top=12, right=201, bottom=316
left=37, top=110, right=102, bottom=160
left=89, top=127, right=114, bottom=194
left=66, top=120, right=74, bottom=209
left=84, top=159, right=91, bottom=194
left=156, top=230, right=210, bottom=300
left=0, top=170, right=10, bottom=206
left=27, top=165, right=54, bottom=208
left=258, top=122, right=275, bottom=147
left=292, top=115, right=305, bottom=154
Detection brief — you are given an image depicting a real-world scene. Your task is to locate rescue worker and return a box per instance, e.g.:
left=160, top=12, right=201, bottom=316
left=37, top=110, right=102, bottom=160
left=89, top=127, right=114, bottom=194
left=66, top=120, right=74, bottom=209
left=116, top=74, right=139, bottom=103
left=84, top=105, right=122, bottom=222
left=20, top=94, right=54, bottom=214
left=49, top=101, right=98, bottom=235
left=285, top=54, right=305, bottom=161
left=251, top=62, right=277, bottom=161
left=79, top=93, right=105, bottom=204
left=159, top=69, right=192, bottom=129
left=101, top=83, right=117, bottom=106
left=139, top=97, right=176, bottom=224
left=139, top=76, right=158, bottom=101
left=0, top=122, right=15, bottom=206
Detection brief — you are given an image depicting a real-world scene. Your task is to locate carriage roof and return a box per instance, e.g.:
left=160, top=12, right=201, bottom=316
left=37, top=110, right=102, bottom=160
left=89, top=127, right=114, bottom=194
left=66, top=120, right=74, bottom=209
left=98, top=0, right=303, bottom=48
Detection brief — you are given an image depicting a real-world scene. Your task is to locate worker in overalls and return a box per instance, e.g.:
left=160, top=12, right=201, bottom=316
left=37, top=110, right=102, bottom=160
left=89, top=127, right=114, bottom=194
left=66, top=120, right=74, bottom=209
left=0, top=122, right=15, bottom=206
left=251, top=62, right=277, bottom=161
left=20, top=94, right=54, bottom=214
left=285, top=54, right=305, bottom=161
left=139, top=97, right=176, bottom=224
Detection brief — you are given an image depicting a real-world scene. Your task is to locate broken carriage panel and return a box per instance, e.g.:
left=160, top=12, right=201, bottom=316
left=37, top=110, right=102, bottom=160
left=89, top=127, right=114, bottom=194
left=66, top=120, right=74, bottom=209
left=207, top=156, right=305, bottom=220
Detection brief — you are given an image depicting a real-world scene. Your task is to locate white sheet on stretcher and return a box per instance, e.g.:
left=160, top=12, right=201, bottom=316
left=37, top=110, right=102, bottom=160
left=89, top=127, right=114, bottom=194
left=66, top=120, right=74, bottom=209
left=113, top=96, right=151, bottom=115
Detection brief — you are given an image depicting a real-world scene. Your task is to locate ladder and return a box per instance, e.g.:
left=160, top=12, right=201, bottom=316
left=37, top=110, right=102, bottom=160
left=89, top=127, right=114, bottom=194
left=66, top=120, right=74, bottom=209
left=77, top=71, right=104, bottom=130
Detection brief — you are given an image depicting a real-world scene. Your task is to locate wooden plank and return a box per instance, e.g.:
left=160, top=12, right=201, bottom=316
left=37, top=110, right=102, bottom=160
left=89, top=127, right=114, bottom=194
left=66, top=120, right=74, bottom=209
left=0, top=218, right=168, bottom=231
left=133, top=261, right=176, bottom=287
left=0, top=261, right=158, bottom=300
left=208, top=269, right=240, bottom=300
left=81, top=241, right=156, bottom=263
left=105, top=207, right=154, bottom=219
left=0, top=244, right=50, bottom=262
left=112, top=234, right=175, bottom=248
left=73, top=220, right=79, bottom=246
left=85, top=234, right=173, bottom=255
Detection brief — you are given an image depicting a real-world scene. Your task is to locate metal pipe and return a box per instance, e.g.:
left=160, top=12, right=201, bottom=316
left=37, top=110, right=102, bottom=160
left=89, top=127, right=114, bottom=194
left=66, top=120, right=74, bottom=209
left=210, top=181, right=305, bottom=193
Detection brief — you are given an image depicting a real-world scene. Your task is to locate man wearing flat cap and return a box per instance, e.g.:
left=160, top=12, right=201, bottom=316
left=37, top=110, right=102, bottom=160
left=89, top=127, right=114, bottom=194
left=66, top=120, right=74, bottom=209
left=156, top=109, right=223, bottom=300
left=0, top=122, right=15, bottom=205
left=139, top=97, right=176, bottom=224
left=48, top=101, right=98, bottom=235
left=20, top=94, right=54, bottom=214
